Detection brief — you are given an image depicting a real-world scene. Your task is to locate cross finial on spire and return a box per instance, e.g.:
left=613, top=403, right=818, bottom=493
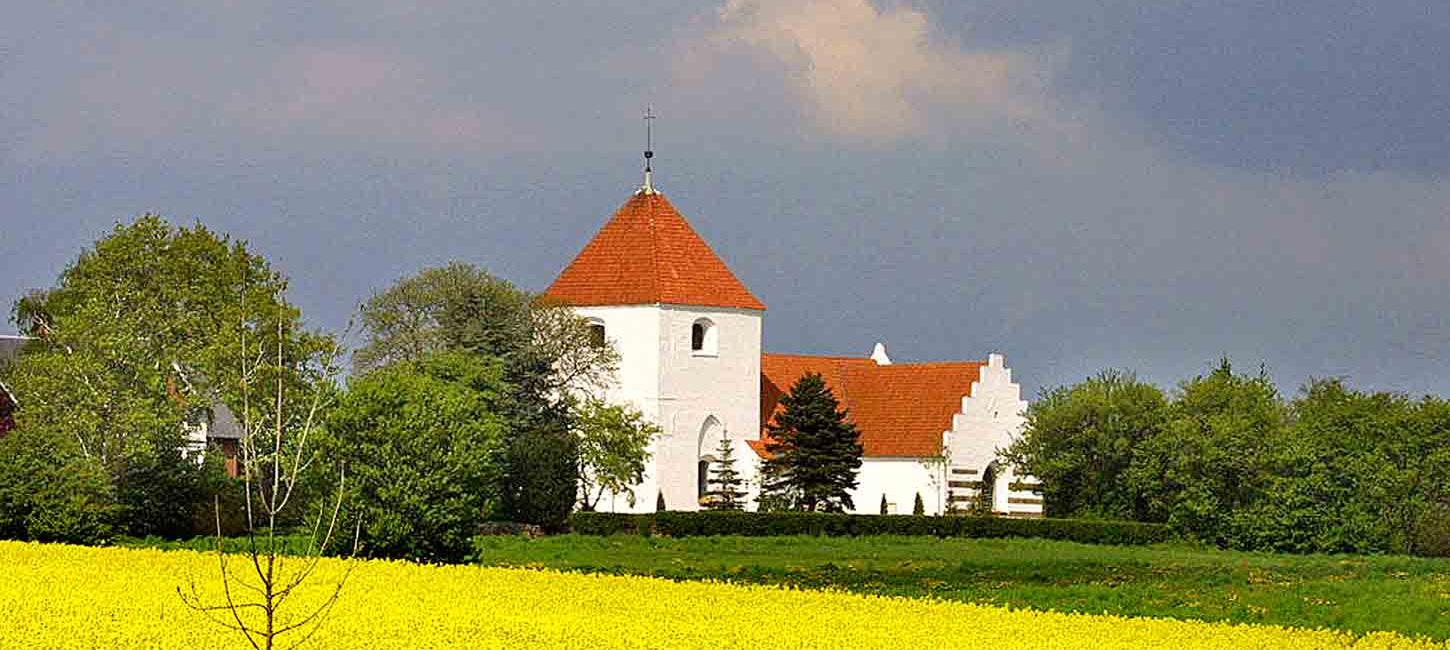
left=641, top=105, right=657, bottom=195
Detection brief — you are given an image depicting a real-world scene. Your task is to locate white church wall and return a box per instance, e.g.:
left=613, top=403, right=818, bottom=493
left=577, top=304, right=762, bottom=513
left=573, top=305, right=663, bottom=513
left=851, top=458, right=945, bottom=515
left=944, top=353, right=1043, bottom=516
left=654, top=305, right=762, bottom=512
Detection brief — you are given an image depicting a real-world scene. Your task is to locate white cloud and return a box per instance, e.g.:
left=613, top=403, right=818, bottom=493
left=680, top=0, right=1054, bottom=143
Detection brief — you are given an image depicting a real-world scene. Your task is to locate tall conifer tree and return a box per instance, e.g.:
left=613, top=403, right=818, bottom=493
left=759, top=372, right=863, bottom=512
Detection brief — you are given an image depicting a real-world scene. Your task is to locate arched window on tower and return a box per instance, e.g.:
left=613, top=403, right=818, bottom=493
left=691, top=318, right=717, bottom=356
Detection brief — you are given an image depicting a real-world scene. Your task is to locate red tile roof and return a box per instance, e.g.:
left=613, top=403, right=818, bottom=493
left=544, top=192, right=766, bottom=311
left=753, top=353, right=984, bottom=459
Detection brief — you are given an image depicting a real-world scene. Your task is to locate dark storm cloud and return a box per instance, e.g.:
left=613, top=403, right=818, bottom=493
left=3, top=0, right=1449, bottom=401
left=925, top=0, right=1450, bottom=175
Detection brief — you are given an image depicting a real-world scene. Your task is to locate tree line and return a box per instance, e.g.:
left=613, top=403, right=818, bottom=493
left=0, top=216, right=657, bottom=563
left=1005, top=361, right=1450, bottom=556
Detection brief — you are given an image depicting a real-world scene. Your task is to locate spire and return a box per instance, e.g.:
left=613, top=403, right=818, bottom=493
left=640, top=106, right=657, bottom=195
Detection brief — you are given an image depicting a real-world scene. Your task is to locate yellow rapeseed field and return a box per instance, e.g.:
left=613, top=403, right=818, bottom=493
left=0, top=541, right=1442, bottom=649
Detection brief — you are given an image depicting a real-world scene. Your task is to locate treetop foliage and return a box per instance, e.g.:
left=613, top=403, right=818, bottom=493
left=1009, top=358, right=1450, bottom=556
left=1, top=215, right=330, bottom=541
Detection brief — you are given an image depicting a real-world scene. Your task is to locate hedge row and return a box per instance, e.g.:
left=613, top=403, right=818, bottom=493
left=569, top=511, right=1174, bottom=546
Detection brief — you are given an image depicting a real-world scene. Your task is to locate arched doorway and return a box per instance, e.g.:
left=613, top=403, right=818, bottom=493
left=697, top=416, right=724, bottom=505
left=978, top=462, right=999, bottom=516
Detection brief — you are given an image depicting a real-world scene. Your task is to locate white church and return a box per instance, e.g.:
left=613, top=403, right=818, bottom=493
left=544, top=165, right=1042, bottom=517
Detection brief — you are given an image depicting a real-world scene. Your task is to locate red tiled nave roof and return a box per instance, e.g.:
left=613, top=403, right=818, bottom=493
left=754, top=353, right=984, bottom=459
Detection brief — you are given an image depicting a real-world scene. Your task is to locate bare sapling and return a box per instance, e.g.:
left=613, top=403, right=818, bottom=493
left=179, top=292, right=358, bottom=650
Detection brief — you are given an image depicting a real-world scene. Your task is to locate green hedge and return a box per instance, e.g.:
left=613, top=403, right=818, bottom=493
left=569, top=511, right=1174, bottom=546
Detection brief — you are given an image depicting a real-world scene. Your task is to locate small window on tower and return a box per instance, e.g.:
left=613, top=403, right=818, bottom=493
left=691, top=319, right=717, bottom=356
left=588, top=321, right=607, bottom=349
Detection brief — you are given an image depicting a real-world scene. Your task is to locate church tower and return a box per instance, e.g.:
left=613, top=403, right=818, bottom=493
left=544, top=177, right=765, bottom=512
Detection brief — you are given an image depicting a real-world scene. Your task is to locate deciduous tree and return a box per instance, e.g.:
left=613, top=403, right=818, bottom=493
left=2, top=215, right=328, bottom=537
left=325, top=352, right=508, bottom=562
left=1004, top=370, right=1166, bottom=520
left=354, top=263, right=619, bottom=527
left=575, top=398, right=657, bottom=511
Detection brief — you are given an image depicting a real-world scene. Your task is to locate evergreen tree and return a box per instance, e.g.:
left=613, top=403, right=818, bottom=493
left=759, top=372, right=863, bottom=512
left=705, top=437, right=746, bottom=511
left=655, top=490, right=667, bottom=512
left=913, top=492, right=925, bottom=516
left=880, top=493, right=889, bottom=515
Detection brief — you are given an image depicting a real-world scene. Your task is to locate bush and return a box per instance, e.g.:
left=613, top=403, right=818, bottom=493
left=113, top=443, right=217, bottom=539
left=326, top=352, right=509, bottom=563
left=0, top=429, right=116, bottom=544
left=569, top=511, right=1174, bottom=546
left=500, top=426, right=578, bottom=532
left=1412, top=504, right=1450, bottom=558
left=568, top=512, right=649, bottom=536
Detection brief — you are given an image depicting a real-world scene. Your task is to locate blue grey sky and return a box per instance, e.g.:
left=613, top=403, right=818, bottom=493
left=3, top=0, right=1448, bottom=397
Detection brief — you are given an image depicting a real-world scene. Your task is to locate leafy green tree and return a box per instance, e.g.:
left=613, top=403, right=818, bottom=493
left=760, top=373, right=863, bottom=513
left=1410, top=397, right=1450, bottom=556
left=353, top=263, right=528, bottom=372
left=354, top=263, right=619, bottom=526
left=325, top=352, right=508, bottom=562
left=575, top=398, right=658, bottom=511
left=1128, top=359, right=1287, bottom=546
left=1004, top=370, right=1167, bottom=520
left=354, top=262, right=617, bottom=396
left=706, top=437, right=746, bottom=511
left=1, top=216, right=327, bottom=538
left=1235, top=380, right=1450, bottom=555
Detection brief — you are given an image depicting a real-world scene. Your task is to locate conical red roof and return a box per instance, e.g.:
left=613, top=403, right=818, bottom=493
left=544, top=192, right=766, bottom=311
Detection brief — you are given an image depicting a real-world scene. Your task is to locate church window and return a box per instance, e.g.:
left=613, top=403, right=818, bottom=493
left=691, top=318, right=717, bottom=356
left=587, top=320, right=606, bottom=349
left=698, top=459, right=711, bottom=501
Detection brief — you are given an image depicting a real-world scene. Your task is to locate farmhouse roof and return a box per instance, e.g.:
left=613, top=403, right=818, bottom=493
left=753, top=353, right=984, bottom=459
left=544, top=191, right=765, bottom=311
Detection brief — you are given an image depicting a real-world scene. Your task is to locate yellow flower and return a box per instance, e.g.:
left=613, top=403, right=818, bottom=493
left=0, top=541, right=1444, bottom=649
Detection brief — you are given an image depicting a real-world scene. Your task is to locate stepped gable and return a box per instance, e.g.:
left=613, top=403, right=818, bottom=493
left=753, top=353, right=985, bottom=458
left=544, top=192, right=765, bottom=311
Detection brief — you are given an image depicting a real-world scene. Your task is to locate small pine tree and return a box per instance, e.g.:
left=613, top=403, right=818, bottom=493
left=913, top=492, right=925, bottom=516
left=655, top=490, right=667, bottom=512
left=880, top=493, right=889, bottom=515
left=759, top=372, right=863, bottom=512
left=705, top=437, right=746, bottom=511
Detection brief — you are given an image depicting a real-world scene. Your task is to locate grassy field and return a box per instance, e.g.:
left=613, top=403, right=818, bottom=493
left=473, top=534, right=1450, bottom=640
